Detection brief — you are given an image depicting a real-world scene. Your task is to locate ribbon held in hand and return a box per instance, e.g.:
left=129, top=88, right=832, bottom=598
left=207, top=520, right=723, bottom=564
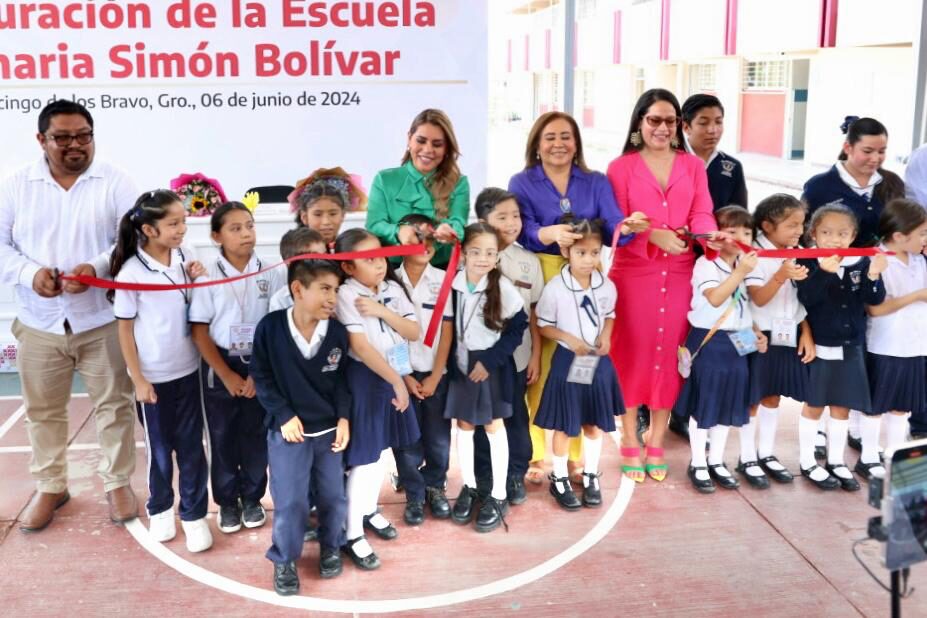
left=423, top=241, right=460, bottom=348
left=676, top=230, right=893, bottom=260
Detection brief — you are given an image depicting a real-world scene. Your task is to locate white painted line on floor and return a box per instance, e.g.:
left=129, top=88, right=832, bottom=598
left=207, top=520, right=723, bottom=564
left=125, top=474, right=635, bottom=613
left=0, top=405, right=25, bottom=440
left=0, top=441, right=146, bottom=454
left=0, top=393, right=89, bottom=401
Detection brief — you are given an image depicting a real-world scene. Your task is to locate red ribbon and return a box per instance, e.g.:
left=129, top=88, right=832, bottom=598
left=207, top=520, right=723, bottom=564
left=59, top=244, right=427, bottom=291
left=423, top=242, right=460, bottom=348
left=680, top=232, right=893, bottom=260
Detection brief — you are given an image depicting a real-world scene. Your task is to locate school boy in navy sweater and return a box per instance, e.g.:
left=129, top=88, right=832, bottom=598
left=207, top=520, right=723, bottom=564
left=251, top=259, right=351, bottom=596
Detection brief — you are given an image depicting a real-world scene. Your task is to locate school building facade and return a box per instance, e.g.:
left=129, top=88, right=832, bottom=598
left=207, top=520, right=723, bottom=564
left=494, top=0, right=918, bottom=168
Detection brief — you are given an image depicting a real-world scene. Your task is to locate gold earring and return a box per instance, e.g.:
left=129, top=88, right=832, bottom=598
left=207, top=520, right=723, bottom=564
left=671, top=136, right=680, bottom=148
left=630, top=131, right=642, bottom=147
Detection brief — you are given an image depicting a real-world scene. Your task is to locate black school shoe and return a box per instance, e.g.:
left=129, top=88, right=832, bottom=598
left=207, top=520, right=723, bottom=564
left=474, top=496, right=509, bottom=533
left=800, top=464, right=839, bottom=490
left=707, top=463, right=740, bottom=490
left=506, top=475, right=527, bottom=505
left=319, top=547, right=343, bottom=579
left=688, top=465, right=715, bottom=494
left=735, top=459, right=770, bottom=490
left=303, top=523, right=318, bottom=543
left=452, top=486, right=478, bottom=524
left=404, top=501, right=425, bottom=526
left=363, top=512, right=398, bottom=540
left=426, top=486, right=451, bottom=519
left=341, top=536, right=381, bottom=570
left=814, top=431, right=827, bottom=460
left=549, top=474, right=582, bottom=510
left=273, top=561, right=299, bottom=596
left=825, top=464, right=861, bottom=491
left=242, top=501, right=266, bottom=528
left=847, top=435, right=862, bottom=453
left=854, top=460, right=885, bottom=482
left=218, top=501, right=242, bottom=534
left=758, top=456, right=794, bottom=483
left=581, top=473, right=602, bottom=508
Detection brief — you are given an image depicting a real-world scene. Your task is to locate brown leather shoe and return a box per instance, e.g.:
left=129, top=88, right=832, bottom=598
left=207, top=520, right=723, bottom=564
left=106, top=485, right=139, bottom=523
left=19, top=490, right=70, bottom=532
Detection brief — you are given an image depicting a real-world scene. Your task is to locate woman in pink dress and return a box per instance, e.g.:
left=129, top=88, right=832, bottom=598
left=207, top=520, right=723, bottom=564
left=607, top=89, right=718, bottom=483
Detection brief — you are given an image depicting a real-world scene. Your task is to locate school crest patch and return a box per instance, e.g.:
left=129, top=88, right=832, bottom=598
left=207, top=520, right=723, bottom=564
left=721, top=160, right=736, bottom=177
left=322, top=347, right=342, bottom=372
left=256, top=278, right=269, bottom=298
left=849, top=270, right=861, bottom=286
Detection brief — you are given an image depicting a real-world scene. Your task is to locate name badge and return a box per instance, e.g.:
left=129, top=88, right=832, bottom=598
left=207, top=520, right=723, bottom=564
left=770, top=318, right=798, bottom=348
left=229, top=323, right=256, bottom=356
left=677, top=346, right=694, bottom=378
left=455, top=341, right=468, bottom=374
left=386, top=341, right=413, bottom=376
left=727, top=328, right=758, bottom=356
left=567, top=353, right=599, bottom=384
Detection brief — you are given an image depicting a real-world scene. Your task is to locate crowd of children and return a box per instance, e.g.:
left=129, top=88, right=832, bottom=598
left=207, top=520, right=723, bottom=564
left=104, top=166, right=927, bottom=595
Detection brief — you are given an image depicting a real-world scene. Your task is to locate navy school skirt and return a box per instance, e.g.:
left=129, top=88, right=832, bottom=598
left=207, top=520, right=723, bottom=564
left=445, top=367, right=514, bottom=426
left=806, top=344, right=872, bottom=412
left=344, top=361, right=420, bottom=468
left=867, top=353, right=926, bottom=415
left=673, top=327, right=751, bottom=429
left=749, top=329, right=811, bottom=405
left=534, top=345, right=622, bottom=436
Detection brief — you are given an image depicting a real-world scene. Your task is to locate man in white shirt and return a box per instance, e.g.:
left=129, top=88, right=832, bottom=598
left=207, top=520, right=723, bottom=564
left=0, top=101, right=140, bottom=532
left=905, top=142, right=927, bottom=208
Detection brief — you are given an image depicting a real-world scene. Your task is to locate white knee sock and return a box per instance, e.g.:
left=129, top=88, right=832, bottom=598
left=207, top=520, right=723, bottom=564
left=756, top=405, right=779, bottom=459
left=849, top=409, right=862, bottom=440
left=708, top=425, right=730, bottom=471
left=885, top=414, right=910, bottom=451
left=583, top=434, right=602, bottom=479
left=689, top=417, right=708, bottom=469
left=740, top=416, right=758, bottom=463
left=799, top=416, right=820, bottom=470
left=346, top=461, right=382, bottom=550
left=827, top=418, right=849, bottom=467
left=859, top=414, right=882, bottom=465
left=552, top=454, right=569, bottom=492
left=456, top=428, right=476, bottom=489
left=815, top=416, right=828, bottom=447
left=486, top=428, right=509, bottom=501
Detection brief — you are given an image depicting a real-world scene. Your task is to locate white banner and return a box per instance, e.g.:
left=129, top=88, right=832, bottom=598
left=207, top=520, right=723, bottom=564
left=0, top=0, right=489, bottom=198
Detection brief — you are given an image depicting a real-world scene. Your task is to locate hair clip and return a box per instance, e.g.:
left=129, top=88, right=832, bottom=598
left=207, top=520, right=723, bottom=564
left=840, top=115, right=860, bottom=135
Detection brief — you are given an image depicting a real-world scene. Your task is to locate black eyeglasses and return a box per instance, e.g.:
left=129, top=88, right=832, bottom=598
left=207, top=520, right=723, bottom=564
left=45, top=132, right=94, bottom=147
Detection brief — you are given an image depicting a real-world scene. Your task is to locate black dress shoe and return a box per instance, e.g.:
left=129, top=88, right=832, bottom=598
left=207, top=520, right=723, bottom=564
left=708, top=463, right=740, bottom=489
left=814, top=431, right=827, bottom=460
left=303, top=524, right=318, bottom=543
left=548, top=474, right=582, bottom=510
left=363, top=512, right=398, bottom=540
left=826, top=464, right=860, bottom=491
left=800, top=464, right=839, bottom=490
left=736, top=459, right=770, bottom=490
left=854, top=460, right=885, bottom=482
left=452, top=486, right=478, bottom=524
left=581, top=472, right=602, bottom=507
left=688, top=465, right=715, bottom=494
left=475, top=496, right=509, bottom=533
left=758, top=455, right=794, bottom=483
left=668, top=414, right=690, bottom=439
left=341, top=536, right=381, bottom=570
left=273, top=561, right=299, bottom=596
left=319, top=547, right=343, bottom=579
left=404, top=501, right=425, bottom=526
left=506, top=475, right=527, bottom=505
left=426, top=486, right=451, bottom=519
left=847, top=435, right=862, bottom=453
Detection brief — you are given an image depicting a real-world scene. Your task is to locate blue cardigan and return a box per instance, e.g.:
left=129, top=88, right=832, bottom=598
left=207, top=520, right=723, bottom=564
left=796, top=257, right=885, bottom=347
left=250, top=310, right=351, bottom=432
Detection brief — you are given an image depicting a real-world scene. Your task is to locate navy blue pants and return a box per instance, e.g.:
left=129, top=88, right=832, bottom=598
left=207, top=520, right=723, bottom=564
left=392, top=371, right=451, bottom=502
left=475, top=369, right=530, bottom=480
left=912, top=363, right=927, bottom=434
left=266, top=429, right=346, bottom=564
left=201, top=354, right=268, bottom=507
left=137, top=371, right=208, bottom=521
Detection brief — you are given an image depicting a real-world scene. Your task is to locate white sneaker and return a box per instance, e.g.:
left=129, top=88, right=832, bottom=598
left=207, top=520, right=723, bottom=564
left=181, top=517, right=213, bottom=553
left=149, top=508, right=176, bottom=542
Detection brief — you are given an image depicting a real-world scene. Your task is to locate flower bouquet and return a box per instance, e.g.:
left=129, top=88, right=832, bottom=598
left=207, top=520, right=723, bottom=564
left=170, top=173, right=228, bottom=217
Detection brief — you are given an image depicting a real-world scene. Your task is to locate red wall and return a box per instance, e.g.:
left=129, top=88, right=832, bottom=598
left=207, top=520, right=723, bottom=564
left=739, top=92, right=785, bottom=157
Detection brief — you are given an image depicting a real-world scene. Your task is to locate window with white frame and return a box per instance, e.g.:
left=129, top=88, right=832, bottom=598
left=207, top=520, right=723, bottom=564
left=688, top=63, right=717, bottom=94
left=743, top=60, right=789, bottom=90
left=578, top=0, right=597, bottom=19
left=580, top=70, right=594, bottom=108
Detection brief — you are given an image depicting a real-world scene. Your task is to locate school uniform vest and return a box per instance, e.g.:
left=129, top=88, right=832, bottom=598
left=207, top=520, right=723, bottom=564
left=706, top=151, right=748, bottom=211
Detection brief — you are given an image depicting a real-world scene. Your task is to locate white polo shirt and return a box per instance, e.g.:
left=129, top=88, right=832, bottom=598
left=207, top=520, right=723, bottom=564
left=0, top=157, right=138, bottom=334
left=744, top=233, right=808, bottom=331
left=397, top=263, right=453, bottom=373
left=188, top=253, right=284, bottom=349
left=451, top=270, right=524, bottom=372
left=113, top=245, right=200, bottom=383
left=499, top=243, right=544, bottom=371
left=688, top=256, right=754, bottom=331
left=287, top=309, right=329, bottom=359
left=269, top=285, right=293, bottom=312
left=335, top=277, right=417, bottom=360
left=867, top=248, right=927, bottom=357
left=536, top=265, right=616, bottom=350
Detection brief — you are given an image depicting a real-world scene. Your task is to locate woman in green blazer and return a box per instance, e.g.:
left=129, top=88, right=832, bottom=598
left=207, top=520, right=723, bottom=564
left=366, top=108, right=470, bottom=266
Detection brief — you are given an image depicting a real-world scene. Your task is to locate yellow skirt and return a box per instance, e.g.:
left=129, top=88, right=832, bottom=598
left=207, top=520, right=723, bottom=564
left=527, top=253, right=583, bottom=464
